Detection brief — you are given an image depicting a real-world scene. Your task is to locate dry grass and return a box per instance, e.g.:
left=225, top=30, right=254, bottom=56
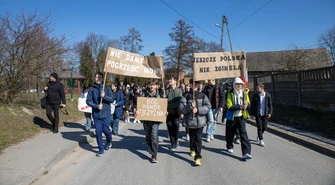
left=0, top=93, right=84, bottom=152
left=271, top=104, right=335, bottom=139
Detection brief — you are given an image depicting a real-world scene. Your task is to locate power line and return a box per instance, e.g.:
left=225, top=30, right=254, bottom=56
left=229, top=0, right=274, bottom=32
left=228, top=0, right=251, bottom=20
left=226, top=0, right=243, bottom=16
left=160, top=0, right=220, bottom=40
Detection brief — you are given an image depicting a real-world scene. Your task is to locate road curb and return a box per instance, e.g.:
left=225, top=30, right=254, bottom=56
left=29, top=125, right=95, bottom=185
left=246, top=120, right=335, bottom=158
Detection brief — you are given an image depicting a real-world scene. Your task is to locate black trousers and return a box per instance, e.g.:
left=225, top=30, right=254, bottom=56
left=226, top=116, right=251, bottom=155
left=189, top=127, right=204, bottom=160
left=166, top=113, right=180, bottom=146
left=46, top=104, right=60, bottom=132
left=143, top=122, right=159, bottom=158
left=256, top=115, right=268, bottom=140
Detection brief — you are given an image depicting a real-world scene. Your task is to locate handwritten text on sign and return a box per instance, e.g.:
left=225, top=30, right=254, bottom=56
left=103, top=47, right=164, bottom=79
left=137, top=97, right=167, bottom=122
left=193, top=51, right=246, bottom=81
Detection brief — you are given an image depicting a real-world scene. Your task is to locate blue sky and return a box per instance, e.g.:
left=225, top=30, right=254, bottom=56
left=1, top=0, right=334, bottom=56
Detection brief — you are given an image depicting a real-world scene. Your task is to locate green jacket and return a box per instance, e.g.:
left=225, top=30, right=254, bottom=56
left=166, top=87, right=182, bottom=114
left=226, top=88, right=250, bottom=120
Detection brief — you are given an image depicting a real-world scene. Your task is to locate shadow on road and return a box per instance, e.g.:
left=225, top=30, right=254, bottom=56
left=33, top=116, right=51, bottom=130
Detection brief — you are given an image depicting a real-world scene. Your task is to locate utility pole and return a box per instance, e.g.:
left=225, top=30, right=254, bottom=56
left=217, top=15, right=233, bottom=52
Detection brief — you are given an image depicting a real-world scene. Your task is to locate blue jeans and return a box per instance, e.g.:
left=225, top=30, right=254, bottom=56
left=111, top=114, right=120, bottom=134
left=206, top=108, right=220, bottom=137
left=84, top=112, right=92, bottom=131
left=95, top=117, right=112, bottom=153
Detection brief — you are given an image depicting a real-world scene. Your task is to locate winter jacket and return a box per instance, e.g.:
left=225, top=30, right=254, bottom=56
left=86, top=83, right=114, bottom=119
left=226, top=88, right=250, bottom=120
left=204, top=84, right=225, bottom=109
left=113, top=90, right=124, bottom=118
left=46, top=80, right=66, bottom=105
left=179, top=91, right=211, bottom=129
left=123, top=91, right=131, bottom=108
left=130, top=92, right=141, bottom=108
left=251, top=91, right=273, bottom=117
left=166, top=87, right=182, bottom=114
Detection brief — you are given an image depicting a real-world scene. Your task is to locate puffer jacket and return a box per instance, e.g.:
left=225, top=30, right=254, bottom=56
left=86, top=83, right=114, bottom=119
left=179, top=91, right=211, bottom=129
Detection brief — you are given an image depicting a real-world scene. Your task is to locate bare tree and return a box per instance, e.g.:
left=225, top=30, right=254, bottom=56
left=278, top=45, right=311, bottom=71
left=119, top=35, right=130, bottom=51
left=318, top=24, right=335, bottom=65
left=163, top=20, right=196, bottom=85
left=194, top=37, right=223, bottom=52
left=0, top=11, right=67, bottom=103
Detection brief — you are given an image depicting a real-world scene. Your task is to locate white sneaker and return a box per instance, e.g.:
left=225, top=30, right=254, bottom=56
left=234, top=138, right=241, bottom=144
left=227, top=149, right=234, bottom=154
left=206, top=137, right=211, bottom=142
left=242, top=153, right=252, bottom=160
left=210, top=135, right=215, bottom=140
left=259, top=140, right=265, bottom=147
left=128, top=118, right=130, bottom=123
left=137, top=120, right=141, bottom=124
left=125, top=119, right=128, bottom=123
left=133, top=119, right=137, bottom=123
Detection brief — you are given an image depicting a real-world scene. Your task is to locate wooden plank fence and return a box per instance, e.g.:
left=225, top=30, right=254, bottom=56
left=253, top=65, right=335, bottom=112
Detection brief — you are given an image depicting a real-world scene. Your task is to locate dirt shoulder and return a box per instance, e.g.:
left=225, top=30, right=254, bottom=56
left=0, top=93, right=84, bottom=153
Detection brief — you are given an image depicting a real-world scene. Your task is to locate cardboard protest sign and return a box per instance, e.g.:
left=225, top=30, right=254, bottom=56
left=193, top=51, right=246, bottom=81
left=103, top=47, right=164, bottom=79
left=78, top=97, right=92, bottom=113
left=136, top=97, right=168, bottom=122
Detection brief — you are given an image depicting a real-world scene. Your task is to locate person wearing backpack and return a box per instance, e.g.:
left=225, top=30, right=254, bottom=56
left=110, top=83, right=124, bottom=135
left=179, top=80, right=211, bottom=166
left=44, top=72, right=66, bottom=134
left=225, top=77, right=252, bottom=160
left=86, top=72, right=114, bottom=157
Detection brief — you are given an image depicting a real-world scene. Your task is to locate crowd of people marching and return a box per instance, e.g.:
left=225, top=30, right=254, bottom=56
left=44, top=72, right=273, bottom=166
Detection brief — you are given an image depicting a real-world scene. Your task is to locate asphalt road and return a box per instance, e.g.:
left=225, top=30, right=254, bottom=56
left=34, top=119, right=335, bottom=185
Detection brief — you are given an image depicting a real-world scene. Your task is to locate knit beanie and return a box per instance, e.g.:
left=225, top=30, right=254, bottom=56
left=50, top=72, right=58, bottom=79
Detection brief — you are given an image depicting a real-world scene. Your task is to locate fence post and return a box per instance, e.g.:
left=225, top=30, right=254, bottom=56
left=271, top=73, right=275, bottom=104
left=297, top=71, right=302, bottom=107
left=253, top=76, right=258, bottom=92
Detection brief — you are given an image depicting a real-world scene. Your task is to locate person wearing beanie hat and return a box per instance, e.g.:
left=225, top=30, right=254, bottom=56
left=225, top=77, right=252, bottom=160
left=44, top=72, right=66, bottom=134
left=50, top=72, right=58, bottom=79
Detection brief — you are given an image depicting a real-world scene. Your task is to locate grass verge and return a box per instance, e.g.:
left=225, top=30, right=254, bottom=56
left=0, top=93, right=84, bottom=153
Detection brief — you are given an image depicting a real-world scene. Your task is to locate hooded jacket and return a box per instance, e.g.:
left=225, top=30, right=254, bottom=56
left=226, top=77, right=250, bottom=120
left=86, top=83, right=114, bottom=119
left=179, top=91, right=211, bottom=129
left=46, top=79, right=66, bottom=105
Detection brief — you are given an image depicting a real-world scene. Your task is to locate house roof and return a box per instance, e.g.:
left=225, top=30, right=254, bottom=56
left=57, top=70, right=86, bottom=79
left=246, top=48, right=332, bottom=71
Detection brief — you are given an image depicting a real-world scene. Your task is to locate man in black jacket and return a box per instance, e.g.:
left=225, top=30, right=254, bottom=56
left=250, top=83, right=273, bottom=147
left=204, top=79, right=225, bottom=142
left=44, top=73, right=66, bottom=134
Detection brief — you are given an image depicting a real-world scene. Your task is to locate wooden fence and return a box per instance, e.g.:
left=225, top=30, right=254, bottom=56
left=253, top=65, right=335, bottom=112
